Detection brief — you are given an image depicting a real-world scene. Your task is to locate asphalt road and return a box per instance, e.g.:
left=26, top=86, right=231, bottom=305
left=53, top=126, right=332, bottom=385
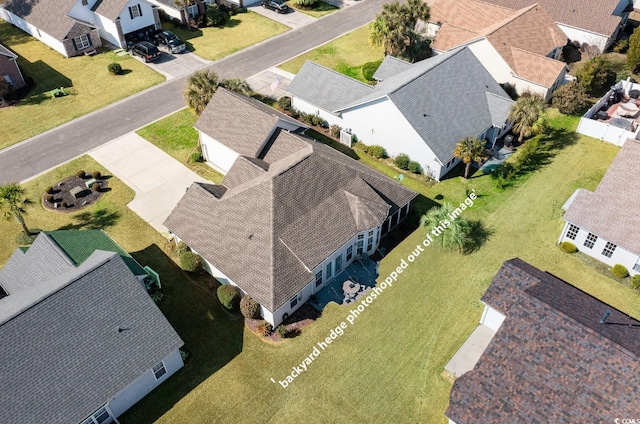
left=0, top=0, right=388, bottom=184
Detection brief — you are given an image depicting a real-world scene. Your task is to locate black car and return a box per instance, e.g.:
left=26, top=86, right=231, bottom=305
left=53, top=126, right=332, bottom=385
left=261, top=0, right=289, bottom=13
left=154, top=30, right=186, bottom=54
left=130, top=41, right=161, bottom=63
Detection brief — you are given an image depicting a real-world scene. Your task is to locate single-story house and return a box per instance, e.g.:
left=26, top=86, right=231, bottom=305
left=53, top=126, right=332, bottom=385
left=446, top=258, right=640, bottom=423
left=558, top=138, right=640, bottom=275
left=0, top=231, right=183, bottom=424
left=478, top=0, right=631, bottom=53
left=165, top=88, right=417, bottom=326
left=287, top=47, right=514, bottom=180
left=147, top=0, right=215, bottom=24
left=428, top=0, right=569, bottom=101
left=0, top=0, right=161, bottom=57
left=0, top=42, right=26, bottom=90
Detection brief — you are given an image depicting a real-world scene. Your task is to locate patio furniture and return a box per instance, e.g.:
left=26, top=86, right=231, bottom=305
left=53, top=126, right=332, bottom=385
left=85, top=178, right=97, bottom=188
left=69, top=186, right=83, bottom=199
left=343, top=280, right=360, bottom=294
left=618, top=102, right=639, bottom=117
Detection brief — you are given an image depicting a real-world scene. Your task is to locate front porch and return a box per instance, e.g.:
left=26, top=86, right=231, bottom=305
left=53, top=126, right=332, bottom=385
left=310, top=256, right=379, bottom=310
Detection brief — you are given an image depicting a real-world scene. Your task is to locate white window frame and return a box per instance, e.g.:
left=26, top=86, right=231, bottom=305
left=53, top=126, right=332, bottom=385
left=82, top=406, right=112, bottom=424
left=129, top=4, right=141, bottom=18
left=289, top=295, right=298, bottom=309
left=584, top=233, right=597, bottom=249
left=566, top=224, right=579, bottom=240
left=152, top=361, right=167, bottom=380
left=315, top=270, right=322, bottom=287
left=187, top=4, right=199, bottom=18
left=74, top=34, right=90, bottom=50
left=602, top=242, right=616, bottom=258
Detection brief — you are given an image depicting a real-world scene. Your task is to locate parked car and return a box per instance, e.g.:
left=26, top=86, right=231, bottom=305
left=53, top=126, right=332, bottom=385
left=130, top=41, right=161, bottom=63
left=154, top=30, right=186, bottom=54
left=261, top=0, right=289, bottom=13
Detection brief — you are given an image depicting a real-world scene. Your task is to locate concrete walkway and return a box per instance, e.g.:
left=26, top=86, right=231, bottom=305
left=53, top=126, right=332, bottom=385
left=444, top=324, right=496, bottom=379
left=89, top=133, right=208, bottom=234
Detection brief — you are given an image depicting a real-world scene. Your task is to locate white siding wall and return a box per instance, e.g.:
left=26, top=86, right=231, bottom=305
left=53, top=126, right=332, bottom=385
left=559, top=221, right=640, bottom=274
left=147, top=0, right=182, bottom=19
left=200, top=132, right=240, bottom=174
left=119, top=0, right=158, bottom=35
left=0, top=9, right=67, bottom=56
left=107, top=349, right=184, bottom=417
left=95, top=15, right=122, bottom=47
left=558, top=24, right=609, bottom=52
left=479, top=303, right=506, bottom=332
left=68, top=0, right=97, bottom=23
left=291, top=97, right=345, bottom=128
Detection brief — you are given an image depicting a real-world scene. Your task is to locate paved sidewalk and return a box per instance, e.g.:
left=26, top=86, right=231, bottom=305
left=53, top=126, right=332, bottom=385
left=89, top=133, right=208, bottom=234
left=247, top=4, right=316, bottom=29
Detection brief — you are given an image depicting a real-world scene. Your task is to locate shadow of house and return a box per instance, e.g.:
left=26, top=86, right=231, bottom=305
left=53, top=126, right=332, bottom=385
left=57, top=208, right=121, bottom=230
left=15, top=59, right=73, bottom=105
left=121, top=243, right=244, bottom=424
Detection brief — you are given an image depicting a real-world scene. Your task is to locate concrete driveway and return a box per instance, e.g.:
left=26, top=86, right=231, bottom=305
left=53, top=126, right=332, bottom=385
left=248, top=4, right=316, bottom=29
left=89, top=133, right=209, bottom=234
left=135, top=51, right=212, bottom=80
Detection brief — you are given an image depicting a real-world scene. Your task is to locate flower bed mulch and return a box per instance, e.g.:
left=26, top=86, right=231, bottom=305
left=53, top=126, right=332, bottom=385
left=246, top=304, right=321, bottom=343
left=42, top=174, right=110, bottom=212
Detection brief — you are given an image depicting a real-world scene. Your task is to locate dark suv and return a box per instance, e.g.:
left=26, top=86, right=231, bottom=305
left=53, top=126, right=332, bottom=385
left=130, top=41, right=161, bottom=62
left=261, top=0, right=289, bottom=13
left=154, top=30, right=186, bottom=54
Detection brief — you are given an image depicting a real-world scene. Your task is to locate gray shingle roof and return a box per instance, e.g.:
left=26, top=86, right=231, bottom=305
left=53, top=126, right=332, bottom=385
left=2, top=0, right=94, bottom=41
left=563, top=138, right=640, bottom=255
left=447, top=258, right=640, bottom=423
left=0, top=250, right=183, bottom=424
left=92, top=0, right=131, bottom=20
left=165, top=96, right=416, bottom=311
left=372, top=55, right=413, bottom=81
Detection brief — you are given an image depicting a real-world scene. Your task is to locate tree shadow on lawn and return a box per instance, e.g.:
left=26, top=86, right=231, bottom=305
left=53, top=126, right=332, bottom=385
left=16, top=59, right=73, bottom=106
left=57, top=208, right=121, bottom=230
left=463, top=220, right=493, bottom=255
left=518, top=127, right=580, bottom=175
left=122, top=243, right=245, bottom=424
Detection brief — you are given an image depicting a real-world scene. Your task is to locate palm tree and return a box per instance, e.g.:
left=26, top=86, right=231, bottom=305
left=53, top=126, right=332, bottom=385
left=184, top=70, right=219, bottom=115
left=0, top=183, right=34, bottom=236
left=220, top=77, right=252, bottom=96
left=420, top=203, right=472, bottom=252
left=508, top=93, right=547, bottom=142
left=453, top=136, right=488, bottom=179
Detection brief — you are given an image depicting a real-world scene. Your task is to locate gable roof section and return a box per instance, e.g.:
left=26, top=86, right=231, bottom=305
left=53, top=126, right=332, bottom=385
left=195, top=88, right=306, bottom=157
left=372, top=55, right=412, bottom=81
left=480, top=0, right=623, bottom=38
left=563, top=138, right=640, bottom=255
left=0, top=43, right=17, bottom=60
left=0, top=251, right=183, bottom=424
left=446, top=258, right=640, bottom=422
left=91, top=0, right=131, bottom=20
left=2, top=0, right=94, bottom=41
left=165, top=135, right=416, bottom=311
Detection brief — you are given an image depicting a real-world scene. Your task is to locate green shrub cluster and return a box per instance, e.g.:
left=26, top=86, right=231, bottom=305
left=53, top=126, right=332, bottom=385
left=92, top=171, right=101, bottom=179
left=240, top=295, right=261, bottom=319
left=612, top=264, right=629, bottom=279
left=45, top=186, right=53, bottom=194
left=552, top=81, right=590, bottom=115
left=364, top=145, right=388, bottom=159
left=574, top=56, right=616, bottom=95
left=46, top=194, right=54, bottom=203
left=206, top=4, right=230, bottom=27
left=277, top=96, right=292, bottom=111
left=76, top=170, right=85, bottom=178
left=394, top=153, right=410, bottom=170
left=560, top=241, right=577, bottom=253
left=329, top=124, right=342, bottom=139
left=276, top=324, right=287, bottom=338
left=362, top=60, right=382, bottom=81
left=179, top=250, right=202, bottom=273
left=299, top=111, right=326, bottom=127
left=491, top=138, right=540, bottom=189
left=631, top=274, right=640, bottom=290
left=613, top=39, right=629, bottom=53
left=292, top=0, right=318, bottom=7
left=408, top=161, right=422, bottom=174
left=191, top=152, right=203, bottom=162
left=108, top=62, right=122, bottom=75
left=217, top=284, right=241, bottom=310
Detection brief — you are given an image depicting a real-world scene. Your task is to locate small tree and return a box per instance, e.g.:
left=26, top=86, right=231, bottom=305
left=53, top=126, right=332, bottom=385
left=420, top=203, right=472, bottom=252
left=108, top=62, right=122, bottom=75
left=0, top=183, right=34, bottom=236
left=179, top=250, right=202, bottom=273
left=508, top=93, right=547, bottom=142
left=408, top=161, right=422, bottom=174
left=240, top=295, right=261, bottom=319
left=394, top=153, right=410, bottom=170
left=574, top=56, right=615, bottom=95
left=206, top=4, right=230, bottom=27
left=217, top=284, right=241, bottom=310
left=453, top=137, right=487, bottom=179
left=628, top=27, right=640, bottom=73
left=220, top=77, right=251, bottom=95
left=552, top=81, right=590, bottom=115
left=184, top=70, right=220, bottom=115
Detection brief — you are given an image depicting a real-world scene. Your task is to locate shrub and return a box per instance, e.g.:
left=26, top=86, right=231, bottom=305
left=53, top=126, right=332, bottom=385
left=514, top=137, right=539, bottom=170
left=256, top=320, right=273, bottom=337
left=277, top=96, right=292, bottom=111
left=92, top=171, right=101, bottom=179
left=108, top=62, right=122, bottom=75
left=329, top=124, right=342, bottom=138
left=574, top=56, right=616, bottom=95
left=311, top=114, right=326, bottom=127
left=62, top=201, right=69, bottom=208
left=150, top=291, right=166, bottom=303
left=362, top=60, right=382, bottom=81
left=217, top=284, right=241, bottom=310
left=176, top=240, right=189, bottom=255
left=45, top=186, right=53, bottom=194
left=628, top=26, right=640, bottom=72
left=179, top=348, right=190, bottom=362
left=240, top=295, right=261, bottom=319
left=613, top=39, right=629, bottom=53
left=45, top=194, right=54, bottom=203
left=394, top=153, right=410, bottom=170
left=206, top=4, right=230, bottom=27
left=364, top=145, right=388, bottom=159
left=631, top=274, right=640, bottom=290
left=560, top=241, right=577, bottom=253
left=191, top=152, right=203, bottom=162
left=289, top=107, right=300, bottom=119
left=293, top=0, right=318, bottom=7
left=552, top=81, right=590, bottom=115
left=408, top=161, right=422, bottom=174
left=179, top=250, right=202, bottom=273
left=276, top=324, right=287, bottom=338
left=92, top=183, right=101, bottom=192
left=612, top=264, right=629, bottom=279
left=76, top=170, right=85, bottom=178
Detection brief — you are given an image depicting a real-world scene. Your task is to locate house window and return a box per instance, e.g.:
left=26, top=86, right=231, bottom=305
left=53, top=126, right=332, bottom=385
left=83, top=407, right=112, bottom=424
left=335, top=255, right=342, bottom=273
left=289, top=295, right=298, bottom=309
left=326, top=262, right=332, bottom=279
left=584, top=233, right=597, bottom=249
left=346, top=245, right=353, bottom=261
left=152, top=362, right=167, bottom=380
left=634, top=261, right=640, bottom=273
left=315, top=270, right=322, bottom=287
left=187, top=4, right=199, bottom=17
left=356, top=239, right=364, bottom=255
left=367, top=237, right=373, bottom=252
left=3, top=75, right=14, bottom=86
left=566, top=224, right=579, bottom=240
left=74, top=34, right=91, bottom=50
left=129, top=4, right=142, bottom=18
left=602, top=242, right=617, bottom=258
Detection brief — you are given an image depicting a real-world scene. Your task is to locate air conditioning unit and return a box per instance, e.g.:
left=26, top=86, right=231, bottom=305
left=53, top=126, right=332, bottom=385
left=340, top=128, right=353, bottom=147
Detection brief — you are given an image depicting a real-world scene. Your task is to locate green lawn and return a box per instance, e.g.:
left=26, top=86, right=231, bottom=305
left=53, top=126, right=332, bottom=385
left=0, top=21, right=165, bottom=150
left=136, top=109, right=223, bottom=184
left=162, top=12, right=289, bottom=61
left=114, top=112, right=639, bottom=423
left=278, top=25, right=383, bottom=82
left=284, top=0, right=338, bottom=18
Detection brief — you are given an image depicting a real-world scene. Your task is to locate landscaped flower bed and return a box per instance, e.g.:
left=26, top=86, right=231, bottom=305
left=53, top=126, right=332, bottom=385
left=42, top=171, right=110, bottom=212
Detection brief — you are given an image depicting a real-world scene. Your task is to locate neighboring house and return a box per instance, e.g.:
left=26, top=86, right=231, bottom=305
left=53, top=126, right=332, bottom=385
left=558, top=138, right=640, bottom=275
left=0, top=0, right=161, bottom=57
left=479, top=0, right=631, bottom=53
left=287, top=47, right=514, bottom=180
left=446, top=258, right=640, bottom=423
left=147, top=0, right=215, bottom=24
left=0, top=42, right=26, bottom=90
left=165, top=88, right=417, bottom=326
left=0, top=231, right=183, bottom=424
left=428, top=0, right=569, bottom=101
